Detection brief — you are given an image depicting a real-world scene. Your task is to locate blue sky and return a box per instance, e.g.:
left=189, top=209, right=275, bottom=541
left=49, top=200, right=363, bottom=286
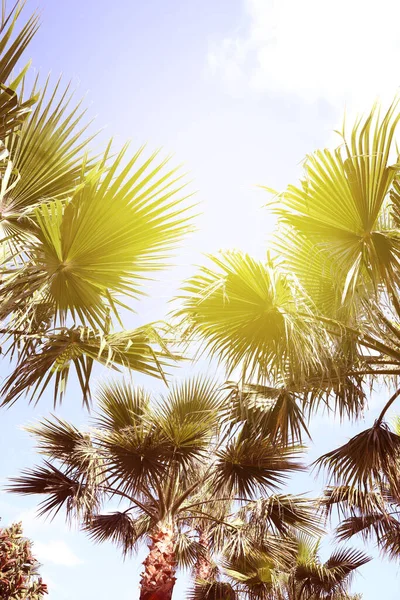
left=1, top=0, right=400, bottom=598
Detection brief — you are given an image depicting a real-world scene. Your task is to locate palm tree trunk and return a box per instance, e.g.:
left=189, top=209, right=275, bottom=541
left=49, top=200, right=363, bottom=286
left=194, top=529, right=214, bottom=583
left=139, top=524, right=177, bottom=600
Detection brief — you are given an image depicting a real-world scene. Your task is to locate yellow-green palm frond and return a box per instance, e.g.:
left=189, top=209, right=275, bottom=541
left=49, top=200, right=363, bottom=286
left=4, top=78, right=93, bottom=216
left=0, top=2, right=39, bottom=138
left=274, top=229, right=354, bottom=320
left=176, top=251, right=329, bottom=383
left=3, top=144, right=194, bottom=329
left=271, top=102, right=400, bottom=302
left=1, top=324, right=176, bottom=407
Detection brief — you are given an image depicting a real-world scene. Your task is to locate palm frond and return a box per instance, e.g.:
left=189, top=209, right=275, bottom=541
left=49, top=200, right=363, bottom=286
left=295, top=547, right=370, bottom=599
left=154, top=377, right=223, bottom=467
left=175, top=531, right=206, bottom=570
left=7, top=461, right=98, bottom=520
left=84, top=510, right=149, bottom=556
left=315, top=422, right=400, bottom=493
left=238, top=495, right=323, bottom=538
left=17, top=144, right=193, bottom=328
left=224, top=381, right=309, bottom=444
left=271, top=102, right=400, bottom=299
left=176, top=251, right=329, bottom=383
left=1, top=324, right=175, bottom=407
left=188, top=582, right=236, bottom=600
left=0, top=2, right=39, bottom=138
left=212, top=430, right=303, bottom=497
left=94, top=379, right=151, bottom=431
left=5, top=78, right=93, bottom=216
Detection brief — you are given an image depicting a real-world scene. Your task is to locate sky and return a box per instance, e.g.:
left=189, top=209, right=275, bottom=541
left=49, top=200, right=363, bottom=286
left=1, top=0, right=400, bottom=598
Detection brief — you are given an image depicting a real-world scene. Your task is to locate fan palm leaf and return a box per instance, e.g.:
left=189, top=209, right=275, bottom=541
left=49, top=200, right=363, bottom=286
left=176, top=251, right=329, bottom=383
left=271, top=102, right=400, bottom=302
left=2, top=144, right=193, bottom=330
left=1, top=323, right=176, bottom=407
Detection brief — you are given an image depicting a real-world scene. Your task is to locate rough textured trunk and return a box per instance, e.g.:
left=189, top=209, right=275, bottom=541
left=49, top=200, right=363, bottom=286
left=194, top=529, right=214, bottom=583
left=139, top=524, right=176, bottom=600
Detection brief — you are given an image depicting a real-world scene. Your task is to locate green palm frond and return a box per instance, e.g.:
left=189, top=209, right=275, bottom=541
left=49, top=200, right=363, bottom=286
left=5, top=78, right=93, bottom=215
left=222, top=550, right=279, bottom=600
left=95, top=379, right=151, bottom=431
left=154, top=377, right=223, bottom=466
left=0, top=2, right=39, bottom=138
left=271, top=102, right=400, bottom=300
left=1, top=324, right=175, bottom=407
left=0, top=2, right=38, bottom=84
left=3, top=144, right=193, bottom=329
left=176, top=251, right=328, bottom=382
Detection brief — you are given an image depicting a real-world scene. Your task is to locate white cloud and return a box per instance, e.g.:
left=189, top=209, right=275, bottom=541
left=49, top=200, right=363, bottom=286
left=34, top=540, right=82, bottom=567
left=208, top=0, right=400, bottom=108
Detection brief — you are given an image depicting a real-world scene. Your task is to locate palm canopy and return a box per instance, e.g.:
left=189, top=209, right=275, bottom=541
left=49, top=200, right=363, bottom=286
left=8, top=376, right=303, bottom=535
left=176, top=251, right=330, bottom=383
left=8, top=377, right=309, bottom=599
left=271, top=102, right=400, bottom=312
left=0, top=3, right=196, bottom=407
left=320, top=418, right=400, bottom=562
left=224, top=534, right=368, bottom=600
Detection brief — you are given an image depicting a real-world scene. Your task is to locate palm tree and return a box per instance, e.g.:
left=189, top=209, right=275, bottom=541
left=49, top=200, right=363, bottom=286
left=217, top=534, right=368, bottom=600
left=175, top=101, right=400, bottom=579
left=8, top=377, right=305, bottom=599
left=320, top=416, right=400, bottom=561
left=191, top=494, right=323, bottom=598
left=0, top=2, right=196, bottom=407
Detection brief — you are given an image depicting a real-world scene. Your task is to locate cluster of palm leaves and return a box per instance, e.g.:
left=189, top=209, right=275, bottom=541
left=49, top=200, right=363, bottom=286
left=2, top=1, right=400, bottom=599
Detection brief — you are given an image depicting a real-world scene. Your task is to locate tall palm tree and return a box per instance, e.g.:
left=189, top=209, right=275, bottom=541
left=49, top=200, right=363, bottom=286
left=8, top=377, right=305, bottom=599
left=175, top=101, right=400, bottom=577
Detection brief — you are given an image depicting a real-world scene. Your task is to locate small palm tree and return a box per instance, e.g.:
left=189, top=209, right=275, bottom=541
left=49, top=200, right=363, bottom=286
left=191, top=494, right=323, bottom=599
left=219, top=534, right=369, bottom=600
left=8, top=377, right=304, bottom=599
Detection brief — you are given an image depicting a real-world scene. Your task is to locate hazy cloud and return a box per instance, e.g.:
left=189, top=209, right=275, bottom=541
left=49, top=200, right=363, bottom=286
left=208, top=0, right=400, bottom=108
left=34, top=540, right=82, bottom=567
